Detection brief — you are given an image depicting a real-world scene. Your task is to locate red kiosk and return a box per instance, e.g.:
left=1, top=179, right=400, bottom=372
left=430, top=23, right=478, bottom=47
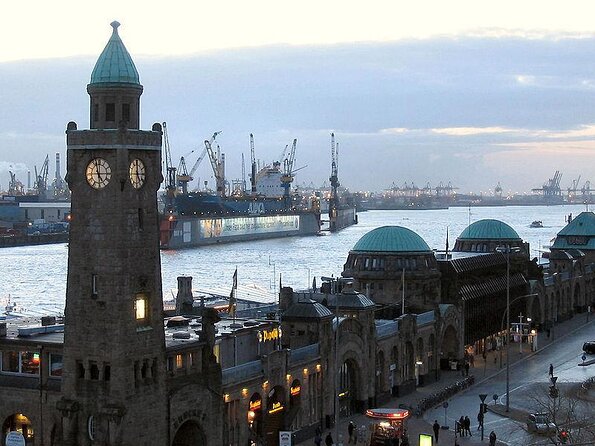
left=365, top=408, right=410, bottom=445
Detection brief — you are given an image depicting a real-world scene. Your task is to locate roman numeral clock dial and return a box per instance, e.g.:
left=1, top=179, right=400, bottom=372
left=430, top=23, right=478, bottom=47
left=129, top=158, right=146, bottom=189
left=85, top=158, right=111, bottom=189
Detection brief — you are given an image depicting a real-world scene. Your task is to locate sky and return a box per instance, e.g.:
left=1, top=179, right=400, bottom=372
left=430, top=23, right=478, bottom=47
left=1, top=1, right=595, bottom=194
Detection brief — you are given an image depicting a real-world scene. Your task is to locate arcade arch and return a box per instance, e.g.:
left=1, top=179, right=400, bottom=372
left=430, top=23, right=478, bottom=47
left=172, top=420, right=206, bottom=446
left=2, top=413, right=34, bottom=445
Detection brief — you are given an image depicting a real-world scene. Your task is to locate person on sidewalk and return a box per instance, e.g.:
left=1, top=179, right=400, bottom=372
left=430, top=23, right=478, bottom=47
left=477, top=410, right=484, bottom=430
left=348, top=421, right=355, bottom=444
left=489, top=430, right=497, bottom=446
left=459, top=416, right=466, bottom=437
left=549, top=363, right=554, bottom=377
left=432, top=420, right=440, bottom=443
left=315, top=427, right=322, bottom=446
left=325, top=432, right=334, bottom=446
left=464, top=416, right=472, bottom=436
left=464, top=361, right=470, bottom=377
left=400, top=431, right=409, bottom=446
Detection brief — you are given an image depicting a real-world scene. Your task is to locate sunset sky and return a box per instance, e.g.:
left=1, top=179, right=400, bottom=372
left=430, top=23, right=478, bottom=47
left=1, top=1, right=595, bottom=193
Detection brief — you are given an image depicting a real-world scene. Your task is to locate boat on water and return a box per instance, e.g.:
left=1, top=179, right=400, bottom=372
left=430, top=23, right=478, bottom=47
left=530, top=220, right=544, bottom=228
left=159, top=131, right=322, bottom=249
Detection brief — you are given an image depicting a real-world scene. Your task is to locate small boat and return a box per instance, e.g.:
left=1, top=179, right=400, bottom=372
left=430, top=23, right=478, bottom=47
left=530, top=220, right=543, bottom=228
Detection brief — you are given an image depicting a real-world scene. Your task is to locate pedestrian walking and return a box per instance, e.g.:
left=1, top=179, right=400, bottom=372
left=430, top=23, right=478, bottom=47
left=432, top=420, right=440, bottom=443
left=459, top=416, right=465, bottom=437
left=477, top=410, right=484, bottom=430
left=315, top=431, right=322, bottom=446
left=348, top=421, right=355, bottom=444
left=549, top=363, right=554, bottom=377
left=489, top=430, right=497, bottom=446
left=464, top=416, right=472, bottom=436
left=325, top=432, right=334, bottom=446
left=464, top=362, right=470, bottom=377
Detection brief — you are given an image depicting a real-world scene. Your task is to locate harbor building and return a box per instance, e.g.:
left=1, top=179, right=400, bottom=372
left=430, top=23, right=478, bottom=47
left=1, top=20, right=594, bottom=446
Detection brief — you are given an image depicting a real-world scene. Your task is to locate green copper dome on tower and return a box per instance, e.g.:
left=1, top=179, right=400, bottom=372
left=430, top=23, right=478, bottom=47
left=352, top=226, right=431, bottom=253
left=458, top=219, right=520, bottom=240
left=90, top=21, right=140, bottom=85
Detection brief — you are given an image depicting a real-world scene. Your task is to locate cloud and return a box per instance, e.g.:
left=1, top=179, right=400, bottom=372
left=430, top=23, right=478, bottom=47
left=380, top=127, right=409, bottom=134
left=430, top=126, right=517, bottom=136
left=0, top=161, right=28, bottom=173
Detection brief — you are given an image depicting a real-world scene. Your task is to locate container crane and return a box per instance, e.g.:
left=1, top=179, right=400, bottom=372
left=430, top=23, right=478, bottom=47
left=162, top=122, right=178, bottom=210
left=204, top=132, right=226, bottom=197
left=8, top=171, right=24, bottom=195
left=176, top=131, right=220, bottom=194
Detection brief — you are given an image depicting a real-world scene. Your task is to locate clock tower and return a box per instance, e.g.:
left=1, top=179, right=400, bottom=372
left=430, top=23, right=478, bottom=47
left=59, top=22, right=167, bottom=445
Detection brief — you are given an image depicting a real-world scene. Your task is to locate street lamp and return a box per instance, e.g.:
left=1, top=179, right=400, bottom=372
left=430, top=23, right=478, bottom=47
left=496, top=245, right=520, bottom=413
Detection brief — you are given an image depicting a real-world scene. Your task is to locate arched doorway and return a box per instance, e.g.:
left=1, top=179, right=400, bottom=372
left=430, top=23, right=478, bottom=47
left=338, top=358, right=360, bottom=417
left=573, top=283, right=582, bottom=311
left=2, top=413, right=34, bottom=445
left=390, top=346, right=399, bottom=395
left=404, top=342, right=414, bottom=381
left=428, top=334, right=436, bottom=377
left=288, top=379, right=302, bottom=430
left=172, top=421, right=206, bottom=446
left=265, top=386, right=286, bottom=446
left=248, top=392, right=263, bottom=446
left=529, top=296, right=542, bottom=326
left=440, top=325, right=458, bottom=369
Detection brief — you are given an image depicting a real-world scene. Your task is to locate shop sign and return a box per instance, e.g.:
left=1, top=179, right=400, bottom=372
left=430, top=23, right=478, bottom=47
left=258, top=327, right=281, bottom=343
left=290, top=385, right=301, bottom=396
left=268, top=401, right=284, bottom=414
left=249, top=399, right=262, bottom=411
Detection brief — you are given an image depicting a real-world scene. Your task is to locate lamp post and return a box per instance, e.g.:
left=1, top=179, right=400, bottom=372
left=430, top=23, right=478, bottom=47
left=496, top=245, right=520, bottom=413
left=479, top=394, right=488, bottom=441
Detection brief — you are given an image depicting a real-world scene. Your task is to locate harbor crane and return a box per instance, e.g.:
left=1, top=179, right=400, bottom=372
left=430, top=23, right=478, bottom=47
left=532, top=171, right=563, bottom=202
left=329, top=133, right=340, bottom=230
left=8, top=171, right=24, bottom=195
left=249, top=134, right=257, bottom=195
left=34, top=155, right=49, bottom=197
left=280, top=138, right=297, bottom=202
left=204, top=132, right=226, bottom=197
left=176, top=131, right=221, bottom=194
left=162, top=122, right=178, bottom=210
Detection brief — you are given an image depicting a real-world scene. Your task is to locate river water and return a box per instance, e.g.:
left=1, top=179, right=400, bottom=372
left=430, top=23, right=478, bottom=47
left=0, top=205, right=589, bottom=314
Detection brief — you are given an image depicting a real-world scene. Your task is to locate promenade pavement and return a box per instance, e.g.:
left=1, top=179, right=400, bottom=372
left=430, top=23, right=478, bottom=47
left=295, top=312, right=594, bottom=446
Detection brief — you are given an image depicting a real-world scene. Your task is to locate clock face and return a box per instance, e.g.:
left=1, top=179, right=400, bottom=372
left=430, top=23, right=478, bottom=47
left=86, top=158, right=111, bottom=189
left=129, top=159, right=146, bottom=189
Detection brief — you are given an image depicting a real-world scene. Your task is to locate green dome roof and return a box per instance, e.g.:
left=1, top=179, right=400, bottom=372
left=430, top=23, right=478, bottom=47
left=458, top=219, right=520, bottom=240
left=557, top=212, right=595, bottom=237
left=352, top=226, right=431, bottom=253
left=90, top=21, right=140, bottom=85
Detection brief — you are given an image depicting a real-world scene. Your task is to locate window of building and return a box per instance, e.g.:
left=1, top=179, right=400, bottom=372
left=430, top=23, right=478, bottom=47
left=49, top=354, right=63, bottom=377
left=176, top=354, right=184, bottom=369
left=89, top=361, right=99, bottom=380
left=122, top=103, right=131, bottom=122
left=105, top=103, right=116, bottom=121
left=135, top=294, right=149, bottom=325
left=0, top=351, right=40, bottom=375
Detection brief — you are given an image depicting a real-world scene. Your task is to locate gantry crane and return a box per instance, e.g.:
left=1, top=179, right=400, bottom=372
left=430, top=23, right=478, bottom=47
left=8, top=171, right=24, bottom=195
left=176, top=131, right=221, bottom=194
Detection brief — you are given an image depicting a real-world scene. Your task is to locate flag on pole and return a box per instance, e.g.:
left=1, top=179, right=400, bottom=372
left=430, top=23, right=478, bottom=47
left=228, top=268, right=238, bottom=316
left=445, top=226, right=449, bottom=255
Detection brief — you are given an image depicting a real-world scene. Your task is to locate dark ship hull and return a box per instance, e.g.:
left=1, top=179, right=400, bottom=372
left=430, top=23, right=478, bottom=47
left=160, top=192, right=320, bottom=249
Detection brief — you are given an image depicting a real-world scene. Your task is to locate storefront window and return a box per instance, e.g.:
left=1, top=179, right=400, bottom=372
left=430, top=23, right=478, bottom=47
left=1, top=351, right=40, bottom=375
left=50, top=354, right=63, bottom=377
left=1, top=351, right=19, bottom=373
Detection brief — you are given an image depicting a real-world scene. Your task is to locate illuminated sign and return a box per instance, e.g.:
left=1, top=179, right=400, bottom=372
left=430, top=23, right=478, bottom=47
left=199, top=215, right=300, bottom=240
left=258, top=328, right=281, bottom=343
left=419, top=434, right=432, bottom=446
left=290, top=385, right=301, bottom=396
left=249, top=399, right=262, bottom=411
left=366, top=409, right=410, bottom=420
left=268, top=402, right=284, bottom=414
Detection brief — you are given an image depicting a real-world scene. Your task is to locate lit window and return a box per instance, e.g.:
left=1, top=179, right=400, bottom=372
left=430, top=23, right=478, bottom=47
left=135, top=295, right=147, bottom=321
left=176, top=354, right=183, bottom=369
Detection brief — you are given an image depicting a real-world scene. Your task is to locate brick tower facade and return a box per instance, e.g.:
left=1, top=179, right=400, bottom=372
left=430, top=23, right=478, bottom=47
left=59, top=22, right=168, bottom=445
